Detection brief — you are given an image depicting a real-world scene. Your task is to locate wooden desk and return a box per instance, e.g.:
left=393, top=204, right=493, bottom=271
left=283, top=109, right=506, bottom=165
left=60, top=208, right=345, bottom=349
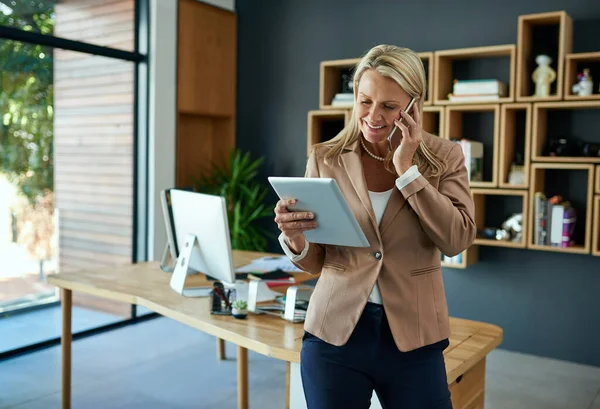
left=47, top=250, right=502, bottom=409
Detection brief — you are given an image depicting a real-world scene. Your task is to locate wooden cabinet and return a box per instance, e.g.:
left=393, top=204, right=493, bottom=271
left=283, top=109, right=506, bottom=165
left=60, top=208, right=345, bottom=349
left=176, top=0, right=237, bottom=187
left=449, top=359, right=486, bottom=409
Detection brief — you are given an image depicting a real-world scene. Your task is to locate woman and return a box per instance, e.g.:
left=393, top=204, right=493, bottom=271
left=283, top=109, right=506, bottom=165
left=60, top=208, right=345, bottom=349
left=274, top=44, right=476, bottom=409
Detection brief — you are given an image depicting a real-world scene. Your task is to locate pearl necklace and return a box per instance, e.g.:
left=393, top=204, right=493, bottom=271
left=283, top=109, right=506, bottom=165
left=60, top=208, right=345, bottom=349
left=360, top=138, right=386, bottom=161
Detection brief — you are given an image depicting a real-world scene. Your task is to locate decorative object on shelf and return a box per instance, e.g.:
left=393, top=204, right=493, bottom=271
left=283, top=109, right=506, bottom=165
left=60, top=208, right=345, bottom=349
left=341, top=70, right=354, bottom=93
left=231, top=300, right=248, bottom=319
left=544, top=137, right=578, bottom=157
left=478, top=213, right=522, bottom=243
left=502, top=213, right=523, bottom=242
left=544, top=138, right=600, bottom=158
left=507, top=152, right=525, bottom=185
left=330, top=69, right=356, bottom=107
left=531, top=54, right=556, bottom=97
left=581, top=142, right=600, bottom=157
left=572, top=68, right=594, bottom=96
left=194, top=148, right=276, bottom=252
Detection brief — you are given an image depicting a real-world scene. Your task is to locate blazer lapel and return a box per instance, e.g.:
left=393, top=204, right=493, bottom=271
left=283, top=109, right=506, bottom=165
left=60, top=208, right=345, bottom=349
left=340, top=141, right=379, bottom=236
left=379, top=187, right=407, bottom=235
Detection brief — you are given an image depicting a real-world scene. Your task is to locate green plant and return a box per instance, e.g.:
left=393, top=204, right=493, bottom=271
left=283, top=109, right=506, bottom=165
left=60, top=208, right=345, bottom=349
left=0, top=1, right=55, bottom=203
left=232, top=299, right=247, bottom=310
left=194, top=148, right=276, bottom=252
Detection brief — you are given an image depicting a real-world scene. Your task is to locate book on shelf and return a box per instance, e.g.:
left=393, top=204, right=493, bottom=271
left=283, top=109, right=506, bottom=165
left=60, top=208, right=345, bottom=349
left=533, top=192, right=577, bottom=247
left=452, top=79, right=507, bottom=96
left=331, top=92, right=354, bottom=107
left=448, top=94, right=502, bottom=102
left=448, top=79, right=507, bottom=102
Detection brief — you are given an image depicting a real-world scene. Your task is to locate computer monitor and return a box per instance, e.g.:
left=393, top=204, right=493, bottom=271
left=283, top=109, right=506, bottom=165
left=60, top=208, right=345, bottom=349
left=168, top=189, right=237, bottom=296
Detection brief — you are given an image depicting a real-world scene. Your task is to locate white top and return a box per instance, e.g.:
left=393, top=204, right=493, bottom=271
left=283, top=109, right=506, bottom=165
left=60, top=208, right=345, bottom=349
left=365, top=188, right=394, bottom=303
left=278, top=165, right=421, bottom=305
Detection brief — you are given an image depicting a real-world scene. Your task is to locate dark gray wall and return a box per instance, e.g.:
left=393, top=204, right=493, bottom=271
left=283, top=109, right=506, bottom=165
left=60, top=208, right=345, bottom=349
left=235, top=0, right=600, bottom=366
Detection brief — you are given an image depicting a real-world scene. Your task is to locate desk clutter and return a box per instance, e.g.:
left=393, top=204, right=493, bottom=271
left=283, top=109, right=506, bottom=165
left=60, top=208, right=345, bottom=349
left=209, top=279, right=312, bottom=323
left=235, top=255, right=303, bottom=273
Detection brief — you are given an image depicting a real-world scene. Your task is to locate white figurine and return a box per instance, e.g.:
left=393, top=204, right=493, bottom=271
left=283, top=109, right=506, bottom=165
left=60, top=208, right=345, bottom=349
left=531, top=54, right=556, bottom=98
left=572, top=68, right=593, bottom=96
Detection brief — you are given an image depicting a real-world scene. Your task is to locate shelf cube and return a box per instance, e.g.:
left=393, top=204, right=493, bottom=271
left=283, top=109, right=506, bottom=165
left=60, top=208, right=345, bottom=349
left=564, top=52, right=600, bottom=101
left=528, top=163, right=594, bottom=254
left=434, top=44, right=515, bottom=105
left=445, top=104, right=500, bottom=188
left=531, top=101, right=600, bottom=163
left=499, top=103, right=532, bottom=189
left=472, top=188, right=528, bottom=248
left=307, top=110, right=349, bottom=155
left=516, top=10, right=573, bottom=101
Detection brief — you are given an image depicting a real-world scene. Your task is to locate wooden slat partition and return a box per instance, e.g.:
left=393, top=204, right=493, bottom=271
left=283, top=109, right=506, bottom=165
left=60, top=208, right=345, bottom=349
left=54, top=0, right=135, bottom=317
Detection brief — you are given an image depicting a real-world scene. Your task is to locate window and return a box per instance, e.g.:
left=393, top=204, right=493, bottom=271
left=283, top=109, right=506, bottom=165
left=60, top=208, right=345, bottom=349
left=0, top=0, right=148, bottom=356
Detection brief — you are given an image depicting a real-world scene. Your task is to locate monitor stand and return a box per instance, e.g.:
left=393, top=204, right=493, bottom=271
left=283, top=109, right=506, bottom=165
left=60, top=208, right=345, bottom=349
left=170, top=233, right=213, bottom=297
left=160, top=243, right=176, bottom=272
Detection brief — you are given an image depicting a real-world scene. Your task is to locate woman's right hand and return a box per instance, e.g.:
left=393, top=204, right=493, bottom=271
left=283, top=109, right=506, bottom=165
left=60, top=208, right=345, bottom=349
left=274, top=199, right=318, bottom=253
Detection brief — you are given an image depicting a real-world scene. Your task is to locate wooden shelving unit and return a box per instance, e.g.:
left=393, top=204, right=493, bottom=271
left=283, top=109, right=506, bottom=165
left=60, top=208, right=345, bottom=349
left=310, top=9, right=600, bottom=268
left=433, top=44, right=516, bottom=105
left=320, top=58, right=359, bottom=110
left=445, top=104, right=500, bottom=187
left=531, top=101, right=600, bottom=163
left=320, top=52, right=435, bottom=109
left=516, top=11, right=573, bottom=102
left=564, top=52, right=600, bottom=101
left=441, top=246, right=478, bottom=269
left=528, top=163, right=594, bottom=254
left=472, top=188, right=528, bottom=248
left=499, top=103, right=531, bottom=189
left=307, top=109, right=350, bottom=155
left=419, top=52, right=434, bottom=106
left=423, top=106, right=445, bottom=137
left=593, top=196, right=600, bottom=256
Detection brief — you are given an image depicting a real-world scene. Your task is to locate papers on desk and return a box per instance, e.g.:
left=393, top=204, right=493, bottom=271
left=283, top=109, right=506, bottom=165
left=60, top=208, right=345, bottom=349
left=233, top=280, right=280, bottom=303
left=235, top=255, right=303, bottom=273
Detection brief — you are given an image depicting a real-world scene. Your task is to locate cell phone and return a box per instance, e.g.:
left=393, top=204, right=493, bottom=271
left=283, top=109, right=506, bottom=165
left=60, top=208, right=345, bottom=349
left=387, top=97, right=417, bottom=151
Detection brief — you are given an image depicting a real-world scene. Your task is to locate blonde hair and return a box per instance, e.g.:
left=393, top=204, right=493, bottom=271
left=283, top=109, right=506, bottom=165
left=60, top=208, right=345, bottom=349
left=313, top=44, right=447, bottom=177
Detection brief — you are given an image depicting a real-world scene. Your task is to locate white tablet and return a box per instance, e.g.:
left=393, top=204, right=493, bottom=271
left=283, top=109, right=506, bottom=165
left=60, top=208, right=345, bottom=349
left=268, top=177, right=370, bottom=247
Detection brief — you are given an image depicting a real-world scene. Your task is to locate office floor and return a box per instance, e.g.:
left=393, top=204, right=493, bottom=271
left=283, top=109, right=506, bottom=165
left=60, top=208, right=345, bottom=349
left=1, top=314, right=599, bottom=409
left=0, top=305, right=125, bottom=354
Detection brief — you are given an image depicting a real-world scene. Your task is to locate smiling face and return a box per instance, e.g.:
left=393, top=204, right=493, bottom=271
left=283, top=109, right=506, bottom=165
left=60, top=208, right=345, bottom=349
left=356, top=69, right=413, bottom=146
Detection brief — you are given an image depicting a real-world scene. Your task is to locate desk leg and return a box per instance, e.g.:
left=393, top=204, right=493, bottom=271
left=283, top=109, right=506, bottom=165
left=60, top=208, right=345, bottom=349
left=237, top=345, right=248, bottom=409
left=286, top=361, right=291, bottom=409
left=61, top=289, right=72, bottom=409
left=217, top=338, right=226, bottom=360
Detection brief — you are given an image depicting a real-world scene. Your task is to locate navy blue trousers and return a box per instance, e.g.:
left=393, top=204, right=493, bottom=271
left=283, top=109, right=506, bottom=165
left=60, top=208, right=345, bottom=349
left=300, top=302, right=453, bottom=409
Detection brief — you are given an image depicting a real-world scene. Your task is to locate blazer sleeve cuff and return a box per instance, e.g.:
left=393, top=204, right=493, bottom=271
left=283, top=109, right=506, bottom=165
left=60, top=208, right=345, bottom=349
left=395, top=165, right=422, bottom=191
left=278, top=232, right=310, bottom=262
left=398, top=173, right=430, bottom=199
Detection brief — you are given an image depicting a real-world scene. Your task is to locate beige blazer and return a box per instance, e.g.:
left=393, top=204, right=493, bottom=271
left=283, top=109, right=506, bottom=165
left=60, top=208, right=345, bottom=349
left=292, top=132, right=476, bottom=352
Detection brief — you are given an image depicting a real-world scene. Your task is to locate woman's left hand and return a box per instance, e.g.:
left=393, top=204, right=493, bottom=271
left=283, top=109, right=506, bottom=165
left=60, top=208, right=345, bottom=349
left=392, top=102, right=422, bottom=175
